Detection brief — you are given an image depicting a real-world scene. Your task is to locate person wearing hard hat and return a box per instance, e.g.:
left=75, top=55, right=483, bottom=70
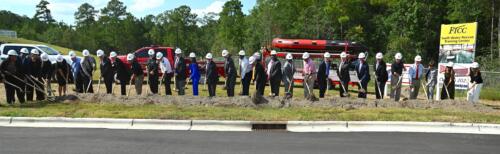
left=425, top=60, right=437, bottom=100
left=390, top=52, right=405, bottom=101
left=441, top=62, right=455, bottom=100
left=467, top=62, right=482, bottom=103
left=0, top=50, right=25, bottom=104
left=128, top=53, right=143, bottom=95
left=159, top=52, right=174, bottom=96
left=222, top=50, right=236, bottom=97
left=111, top=51, right=129, bottom=96
left=174, top=48, right=187, bottom=95
left=205, top=53, right=218, bottom=97
left=337, top=52, right=351, bottom=97
left=55, top=55, right=70, bottom=96
left=18, top=48, right=30, bottom=100
left=238, top=50, right=252, bottom=96
left=282, top=53, right=296, bottom=99
left=146, top=49, right=159, bottom=94
left=318, top=52, right=332, bottom=98
left=302, top=52, right=317, bottom=101
left=374, top=52, right=388, bottom=99
left=355, top=52, right=370, bottom=98
left=97, top=50, right=114, bottom=94
left=40, top=53, right=55, bottom=96
left=188, top=52, right=201, bottom=96
left=80, top=49, right=95, bottom=93
left=252, top=52, right=267, bottom=97
left=407, top=55, right=424, bottom=99
left=30, top=49, right=45, bottom=100
left=267, top=50, right=282, bottom=97
left=69, top=50, right=84, bottom=93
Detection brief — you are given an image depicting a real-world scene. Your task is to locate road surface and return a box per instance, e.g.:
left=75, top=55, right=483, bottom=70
left=0, top=127, right=499, bottom=154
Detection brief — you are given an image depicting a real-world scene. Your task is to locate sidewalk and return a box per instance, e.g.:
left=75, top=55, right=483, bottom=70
left=1, top=116, right=500, bottom=135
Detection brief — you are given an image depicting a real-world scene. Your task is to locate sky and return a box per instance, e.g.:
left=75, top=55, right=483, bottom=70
left=0, top=0, right=256, bottom=25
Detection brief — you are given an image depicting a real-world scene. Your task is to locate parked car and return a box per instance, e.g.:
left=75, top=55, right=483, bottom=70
left=0, top=43, right=71, bottom=64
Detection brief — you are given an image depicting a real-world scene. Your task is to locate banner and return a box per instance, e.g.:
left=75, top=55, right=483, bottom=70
left=437, top=22, right=477, bottom=100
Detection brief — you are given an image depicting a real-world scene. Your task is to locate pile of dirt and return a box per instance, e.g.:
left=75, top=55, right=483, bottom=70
left=55, top=93, right=497, bottom=113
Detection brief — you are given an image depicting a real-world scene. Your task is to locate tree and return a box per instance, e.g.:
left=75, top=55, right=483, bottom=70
left=33, top=0, right=54, bottom=23
left=214, top=0, right=245, bottom=54
left=100, top=0, right=128, bottom=20
left=75, top=3, right=98, bottom=27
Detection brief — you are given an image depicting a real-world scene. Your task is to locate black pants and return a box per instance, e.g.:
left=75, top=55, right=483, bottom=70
left=208, top=82, right=217, bottom=97
left=163, top=74, right=172, bottom=95
left=318, top=79, right=328, bottom=98
left=5, top=79, right=25, bottom=104
left=358, top=81, right=368, bottom=98
left=241, top=72, right=252, bottom=96
left=75, top=74, right=84, bottom=93
left=149, top=75, right=158, bottom=94
left=270, top=78, right=280, bottom=96
left=226, top=77, right=235, bottom=97
left=339, top=80, right=349, bottom=97
left=35, top=77, right=45, bottom=100
left=256, top=81, right=265, bottom=96
left=26, top=77, right=34, bottom=101
left=119, top=80, right=127, bottom=95
left=375, top=81, right=385, bottom=99
left=82, top=75, right=93, bottom=93
left=104, top=75, right=114, bottom=94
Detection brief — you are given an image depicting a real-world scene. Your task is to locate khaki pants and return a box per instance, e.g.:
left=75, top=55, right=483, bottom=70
left=303, top=74, right=316, bottom=99
left=390, top=74, right=402, bottom=101
left=467, top=83, right=482, bottom=103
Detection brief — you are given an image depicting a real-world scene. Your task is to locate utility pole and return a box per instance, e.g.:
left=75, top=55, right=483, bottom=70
left=491, top=0, right=495, bottom=60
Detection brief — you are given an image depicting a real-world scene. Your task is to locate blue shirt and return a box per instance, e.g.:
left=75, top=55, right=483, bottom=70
left=408, top=63, right=424, bottom=83
left=71, top=57, right=82, bottom=77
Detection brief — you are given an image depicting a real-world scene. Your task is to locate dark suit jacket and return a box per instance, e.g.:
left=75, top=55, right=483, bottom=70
left=355, top=60, right=370, bottom=85
left=224, top=57, right=237, bottom=81
left=206, top=60, right=218, bottom=84
left=374, top=60, right=388, bottom=83
left=113, top=58, right=130, bottom=81
left=337, top=61, right=351, bottom=83
left=100, top=56, right=113, bottom=78
left=317, top=61, right=330, bottom=85
left=254, top=62, right=266, bottom=85
left=175, top=57, right=187, bottom=79
left=269, top=59, right=282, bottom=81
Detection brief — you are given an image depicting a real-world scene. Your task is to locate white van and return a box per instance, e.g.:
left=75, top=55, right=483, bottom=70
left=0, top=43, right=71, bottom=64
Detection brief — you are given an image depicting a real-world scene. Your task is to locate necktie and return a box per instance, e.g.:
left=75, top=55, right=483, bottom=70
left=415, top=65, right=419, bottom=80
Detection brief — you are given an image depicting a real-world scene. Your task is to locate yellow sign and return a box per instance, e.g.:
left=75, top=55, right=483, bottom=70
left=439, top=22, right=477, bottom=45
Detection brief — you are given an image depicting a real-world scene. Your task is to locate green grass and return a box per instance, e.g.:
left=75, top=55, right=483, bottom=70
left=1, top=101, right=499, bottom=123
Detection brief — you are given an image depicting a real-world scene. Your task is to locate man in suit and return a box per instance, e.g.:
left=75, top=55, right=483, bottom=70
left=282, top=53, right=296, bottom=98
left=174, top=48, right=187, bottom=95
left=337, top=52, right=351, bottom=97
left=268, top=50, right=282, bottom=97
left=205, top=53, right=218, bottom=97
left=374, top=52, right=388, bottom=99
left=222, top=49, right=236, bottom=97
left=355, top=53, right=370, bottom=98
left=253, top=53, right=266, bottom=96
left=238, top=50, right=252, bottom=96
left=98, top=50, right=114, bottom=94
left=317, top=52, right=332, bottom=98
left=408, top=55, right=424, bottom=99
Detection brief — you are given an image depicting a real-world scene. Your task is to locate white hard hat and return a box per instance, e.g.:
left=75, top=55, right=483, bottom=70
left=96, top=49, right=104, bottom=57
left=175, top=48, right=182, bottom=54
left=56, top=55, right=64, bottom=62
left=270, top=50, right=277, bottom=55
left=414, top=55, right=422, bottom=62
left=340, top=52, right=347, bottom=58
left=7, top=50, right=18, bottom=56
left=68, top=51, right=76, bottom=58
left=253, top=52, right=261, bottom=59
left=302, top=52, right=310, bottom=59
left=41, top=53, right=49, bottom=61
left=447, top=61, right=454, bottom=67
left=358, top=53, right=366, bottom=59
left=324, top=52, right=331, bottom=58
left=127, top=53, right=135, bottom=61
left=471, top=62, right=479, bottom=68
left=110, top=51, right=117, bottom=57
left=156, top=52, right=163, bottom=60
left=20, top=48, right=29, bottom=54
left=205, top=53, right=213, bottom=59
left=395, top=53, right=402, bottom=60
left=148, top=49, right=155, bottom=56
left=238, top=50, right=245, bottom=56
left=286, top=53, right=293, bottom=60
left=82, top=49, right=90, bottom=56
left=248, top=56, right=256, bottom=64
left=31, top=49, right=40, bottom=55
left=222, top=49, right=229, bottom=57
left=189, top=52, right=196, bottom=58
left=376, top=52, right=383, bottom=59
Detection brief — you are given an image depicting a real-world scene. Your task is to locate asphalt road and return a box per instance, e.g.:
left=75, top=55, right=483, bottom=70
left=0, top=127, right=499, bottom=154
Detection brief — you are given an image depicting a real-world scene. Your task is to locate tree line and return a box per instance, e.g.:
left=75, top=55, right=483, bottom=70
left=0, top=0, right=498, bottom=69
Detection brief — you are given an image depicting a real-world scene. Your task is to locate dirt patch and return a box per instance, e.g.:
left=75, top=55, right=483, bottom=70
left=55, top=94, right=498, bottom=114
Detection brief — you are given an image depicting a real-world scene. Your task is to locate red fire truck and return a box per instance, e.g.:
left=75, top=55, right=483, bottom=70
left=264, top=38, right=368, bottom=87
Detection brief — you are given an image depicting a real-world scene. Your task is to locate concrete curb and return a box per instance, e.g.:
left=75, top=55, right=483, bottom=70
left=1, top=117, right=499, bottom=135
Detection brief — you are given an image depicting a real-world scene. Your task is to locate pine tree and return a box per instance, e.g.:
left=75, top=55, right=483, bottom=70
left=33, top=0, right=54, bottom=23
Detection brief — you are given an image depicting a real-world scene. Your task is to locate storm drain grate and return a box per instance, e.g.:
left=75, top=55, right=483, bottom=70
left=251, top=123, right=287, bottom=131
